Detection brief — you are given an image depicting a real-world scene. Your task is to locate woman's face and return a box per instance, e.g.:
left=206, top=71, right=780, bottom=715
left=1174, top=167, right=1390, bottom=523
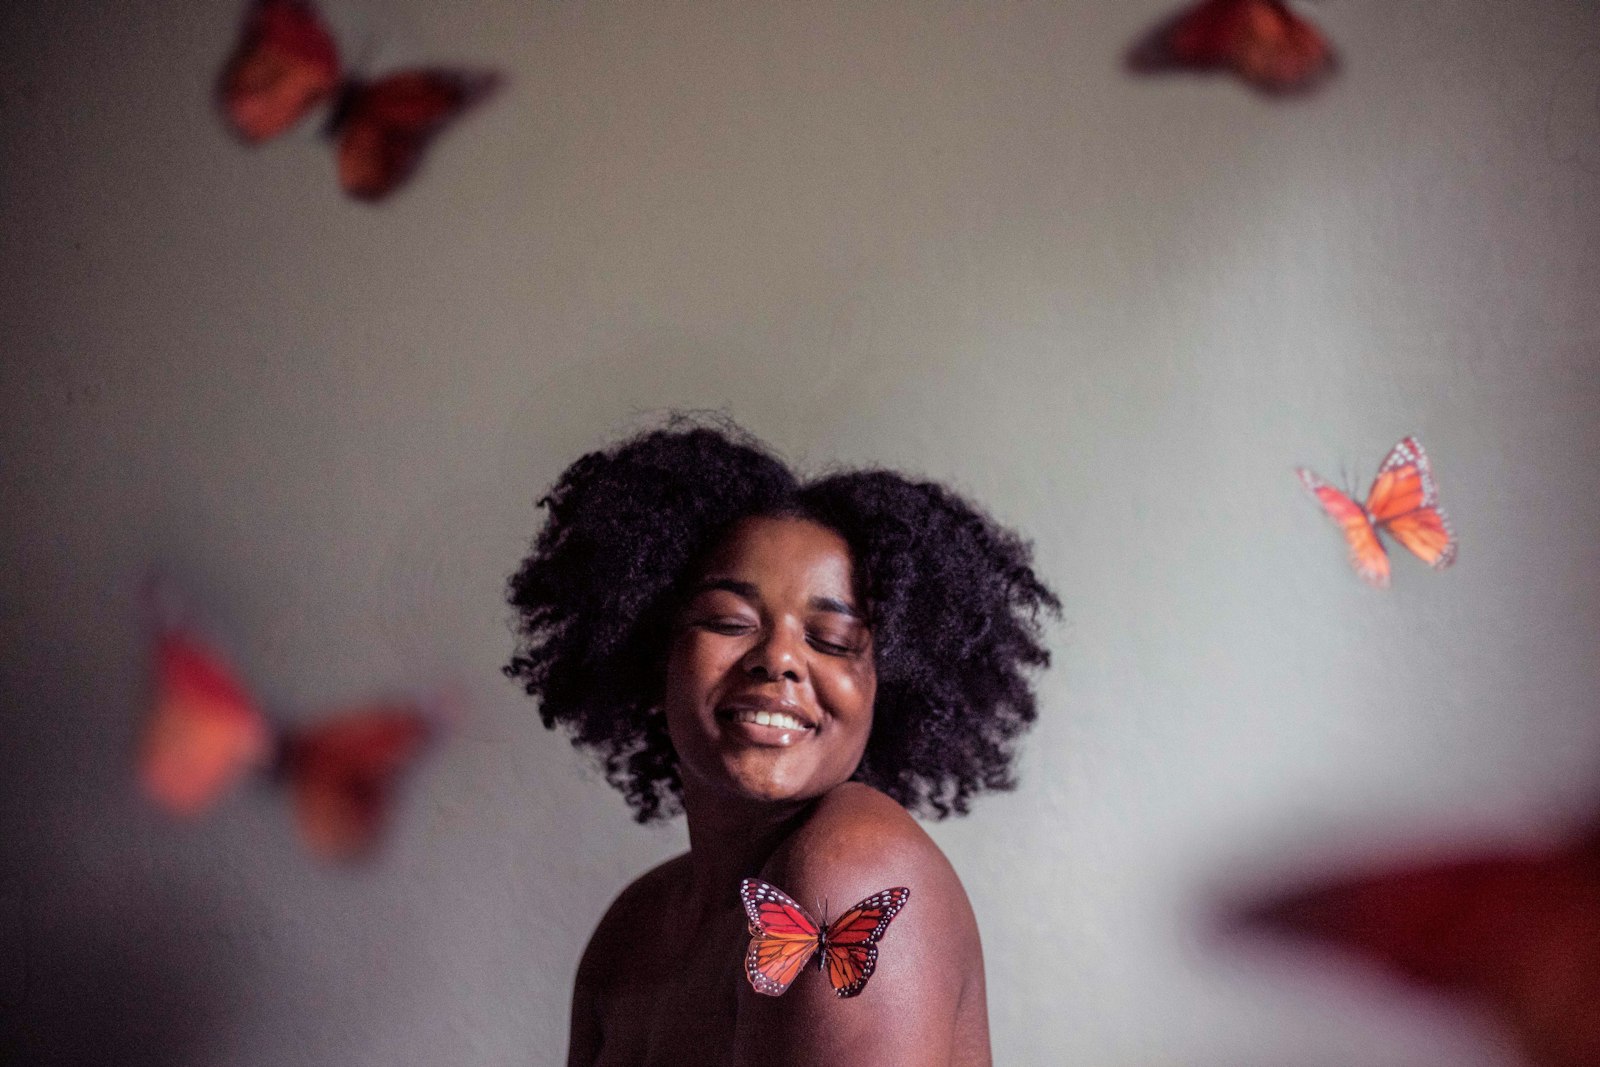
left=663, top=515, right=877, bottom=809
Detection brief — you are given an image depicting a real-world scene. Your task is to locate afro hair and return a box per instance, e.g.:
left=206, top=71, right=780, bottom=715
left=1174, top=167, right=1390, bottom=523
left=506, top=416, right=1059, bottom=822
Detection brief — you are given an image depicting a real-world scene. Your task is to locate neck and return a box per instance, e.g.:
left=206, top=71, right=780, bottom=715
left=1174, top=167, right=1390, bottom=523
left=680, top=779, right=813, bottom=915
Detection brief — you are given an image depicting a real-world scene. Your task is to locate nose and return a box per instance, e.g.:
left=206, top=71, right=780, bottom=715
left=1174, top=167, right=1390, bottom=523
left=742, top=624, right=804, bottom=683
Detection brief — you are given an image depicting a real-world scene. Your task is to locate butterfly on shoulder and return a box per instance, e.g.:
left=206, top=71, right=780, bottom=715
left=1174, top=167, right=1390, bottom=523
left=739, top=878, right=911, bottom=999
left=1295, top=436, right=1457, bottom=588
left=216, top=0, right=499, bottom=201
left=141, top=627, right=436, bottom=860
left=1127, top=0, right=1336, bottom=95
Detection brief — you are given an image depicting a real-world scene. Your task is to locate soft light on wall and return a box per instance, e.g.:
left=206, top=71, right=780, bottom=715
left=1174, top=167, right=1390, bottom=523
left=2, top=1, right=1598, bottom=1064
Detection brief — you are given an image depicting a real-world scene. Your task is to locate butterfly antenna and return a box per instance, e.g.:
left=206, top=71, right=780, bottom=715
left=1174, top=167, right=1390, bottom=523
left=341, top=2, right=381, bottom=81
left=142, top=570, right=186, bottom=633
left=316, top=10, right=377, bottom=136
left=1339, top=458, right=1358, bottom=498
left=139, top=573, right=238, bottom=658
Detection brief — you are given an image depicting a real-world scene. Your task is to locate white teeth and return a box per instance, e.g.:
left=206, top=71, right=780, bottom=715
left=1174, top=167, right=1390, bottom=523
left=732, top=708, right=809, bottom=731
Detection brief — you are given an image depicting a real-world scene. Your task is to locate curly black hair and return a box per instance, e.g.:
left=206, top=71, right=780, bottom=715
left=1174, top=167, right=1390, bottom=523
left=505, top=415, right=1060, bottom=823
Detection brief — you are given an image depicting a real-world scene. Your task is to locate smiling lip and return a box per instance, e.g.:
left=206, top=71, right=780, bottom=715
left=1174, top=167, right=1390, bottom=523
left=716, top=697, right=817, bottom=733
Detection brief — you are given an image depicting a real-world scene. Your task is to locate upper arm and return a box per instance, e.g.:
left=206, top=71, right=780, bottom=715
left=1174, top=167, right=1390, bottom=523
left=565, top=923, right=606, bottom=1067
left=731, top=788, right=977, bottom=1067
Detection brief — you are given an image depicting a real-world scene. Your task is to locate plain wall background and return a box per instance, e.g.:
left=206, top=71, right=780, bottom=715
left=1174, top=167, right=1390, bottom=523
left=4, top=1, right=1599, bottom=1063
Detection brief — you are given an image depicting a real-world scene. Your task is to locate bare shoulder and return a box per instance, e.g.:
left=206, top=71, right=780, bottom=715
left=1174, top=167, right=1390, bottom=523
left=735, top=783, right=986, bottom=1067
left=588, top=851, right=688, bottom=953
left=577, top=852, right=691, bottom=987
left=766, top=783, right=974, bottom=928
left=568, top=854, right=698, bottom=1066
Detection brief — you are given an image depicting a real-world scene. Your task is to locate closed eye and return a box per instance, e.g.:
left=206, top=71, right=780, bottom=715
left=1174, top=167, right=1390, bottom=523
left=696, top=617, right=755, bottom=636
left=807, top=634, right=859, bottom=656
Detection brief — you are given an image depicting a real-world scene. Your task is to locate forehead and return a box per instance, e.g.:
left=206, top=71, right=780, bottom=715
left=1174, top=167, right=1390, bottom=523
left=697, top=516, right=857, bottom=592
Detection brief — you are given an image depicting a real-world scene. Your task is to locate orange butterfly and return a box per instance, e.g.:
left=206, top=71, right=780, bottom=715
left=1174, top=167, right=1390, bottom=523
left=1127, top=0, right=1336, bottom=94
left=740, top=878, right=910, bottom=998
left=141, top=628, right=434, bottom=860
left=216, top=0, right=499, bottom=201
left=1296, top=436, right=1457, bottom=588
left=1236, top=828, right=1600, bottom=1067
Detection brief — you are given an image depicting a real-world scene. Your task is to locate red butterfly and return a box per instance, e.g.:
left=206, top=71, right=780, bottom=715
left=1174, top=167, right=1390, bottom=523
left=216, top=0, right=498, bottom=201
left=739, top=878, right=910, bottom=999
left=1127, top=0, right=1336, bottom=94
left=1296, top=436, right=1457, bottom=588
left=1236, top=828, right=1600, bottom=1067
left=140, top=628, right=435, bottom=860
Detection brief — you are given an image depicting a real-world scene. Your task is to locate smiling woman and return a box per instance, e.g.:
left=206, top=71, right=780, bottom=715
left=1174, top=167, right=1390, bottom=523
left=505, top=417, right=1058, bottom=1067
left=667, top=517, right=879, bottom=810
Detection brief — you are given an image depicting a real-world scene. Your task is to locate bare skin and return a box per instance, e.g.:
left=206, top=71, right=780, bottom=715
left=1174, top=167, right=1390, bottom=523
left=565, top=517, right=992, bottom=1067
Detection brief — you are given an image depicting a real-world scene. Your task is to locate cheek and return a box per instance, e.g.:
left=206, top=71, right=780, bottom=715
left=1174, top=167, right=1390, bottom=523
left=663, top=632, right=739, bottom=707
left=661, top=640, right=714, bottom=759
left=824, top=664, right=877, bottom=727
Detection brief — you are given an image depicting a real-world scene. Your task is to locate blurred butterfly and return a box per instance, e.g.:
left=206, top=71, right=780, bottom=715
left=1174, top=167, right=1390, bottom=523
left=739, top=877, right=910, bottom=999
left=1296, top=436, right=1457, bottom=588
left=1236, top=828, right=1600, bottom=1067
left=140, top=627, right=435, bottom=860
left=216, top=0, right=499, bottom=201
left=1127, top=0, right=1336, bottom=94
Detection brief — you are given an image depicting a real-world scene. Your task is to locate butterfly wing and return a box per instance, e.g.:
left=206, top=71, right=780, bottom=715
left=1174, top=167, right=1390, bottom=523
left=1127, top=0, right=1335, bottom=94
left=1364, top=437, right=1458, bottom=571
left=1297, top=467, right=1390, bottom=588
left=282, top=708, right=432, bottom=860
left=332, top=70, right=498, bottom=201
left=1242, top=834, right=1600, bottom=1067
left=740, top=878, right=822, bottom=996
left=141, top=631, right=274, bottom=816
left=218, top=0, right=342, bottom=142
left=820, top=886, right=911, bottom=998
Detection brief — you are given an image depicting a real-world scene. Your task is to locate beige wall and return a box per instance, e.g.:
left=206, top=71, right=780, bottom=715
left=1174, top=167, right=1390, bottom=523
left=4, top=1, right=1599, bottom=1063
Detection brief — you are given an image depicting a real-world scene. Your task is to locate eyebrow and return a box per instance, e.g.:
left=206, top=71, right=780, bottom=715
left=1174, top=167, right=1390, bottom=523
left=809, top=595, right=863, bottom=620
left=689, top=578, right=863, bottom=619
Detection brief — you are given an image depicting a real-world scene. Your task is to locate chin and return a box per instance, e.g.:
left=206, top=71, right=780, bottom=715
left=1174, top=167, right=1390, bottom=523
left=718, top=759, right=822, bottom=806
left=727, top=773, right=809, bottom=805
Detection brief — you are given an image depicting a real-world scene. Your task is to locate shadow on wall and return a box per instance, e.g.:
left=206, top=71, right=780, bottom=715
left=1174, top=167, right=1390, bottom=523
left=0, top=873, right=233, bottom=1067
